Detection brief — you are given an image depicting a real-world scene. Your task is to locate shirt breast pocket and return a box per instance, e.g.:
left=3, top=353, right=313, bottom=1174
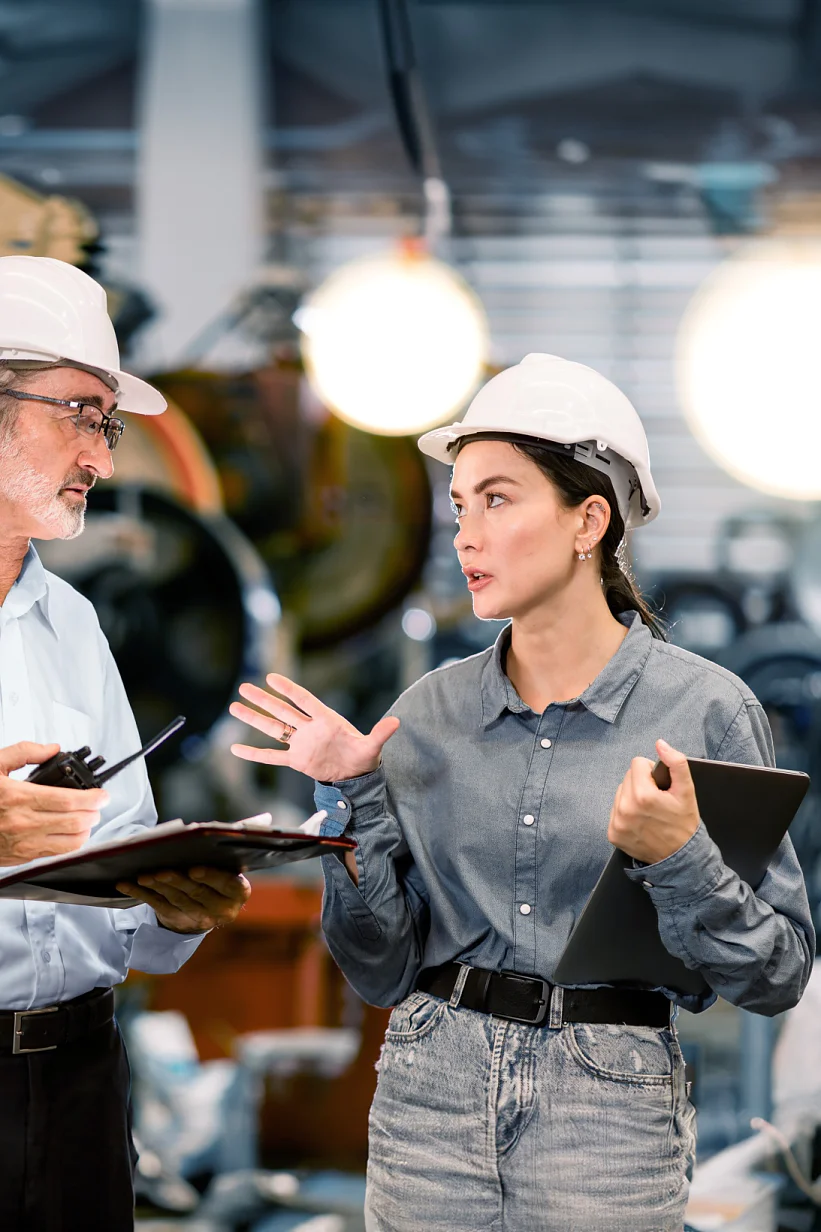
left=49, top=701, right=93, bottom=752
left=9, top=701, right=94, bottom=783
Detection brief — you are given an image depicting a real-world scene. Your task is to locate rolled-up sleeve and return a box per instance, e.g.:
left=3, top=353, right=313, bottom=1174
left=625, top=701, right=815, bottom=1015
left=315, top=769, right=429, bottom=1007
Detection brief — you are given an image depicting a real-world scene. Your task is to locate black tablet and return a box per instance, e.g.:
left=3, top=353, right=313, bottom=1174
left=553, top=757, right=810, bottom=996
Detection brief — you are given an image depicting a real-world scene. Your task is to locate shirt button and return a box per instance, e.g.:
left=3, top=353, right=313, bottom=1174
left=519, top=903, right=532, bottom=915
left=523, top=814, right=535, bottom=826
left=336, top=800, right=347, bottom=810
left=540, top=738, right=551, bottom=749
left=41, top=950, right=51, bottom=963
left=642, top=880, right=654, bottom=889
left=9, top=692, right=18, bottom=706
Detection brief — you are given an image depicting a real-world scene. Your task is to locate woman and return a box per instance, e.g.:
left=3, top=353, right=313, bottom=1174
left=230, top=353, right=814, bottom=1232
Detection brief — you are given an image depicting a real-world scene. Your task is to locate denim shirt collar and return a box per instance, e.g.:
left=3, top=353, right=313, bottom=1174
left=0, top=544, right=53, bottom=629
left=480, top=609, right=652, bottom=727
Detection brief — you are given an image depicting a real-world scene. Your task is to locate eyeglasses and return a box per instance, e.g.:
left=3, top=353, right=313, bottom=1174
left=3, top=388, right=126, bottom=452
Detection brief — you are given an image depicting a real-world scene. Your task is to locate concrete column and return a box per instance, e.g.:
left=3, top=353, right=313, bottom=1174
left=738, top=1010, right=774, bottom=1131
left=136, top=0, right=264, bottom=367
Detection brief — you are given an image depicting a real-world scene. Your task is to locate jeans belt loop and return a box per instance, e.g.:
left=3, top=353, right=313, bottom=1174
left=548, top=985, right=564, bottom=1029
left=449, top=963, right=471, bottom=1009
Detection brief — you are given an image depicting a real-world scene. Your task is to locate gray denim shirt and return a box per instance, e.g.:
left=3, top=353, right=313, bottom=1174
left=315, top=611, right=815, bottom=1014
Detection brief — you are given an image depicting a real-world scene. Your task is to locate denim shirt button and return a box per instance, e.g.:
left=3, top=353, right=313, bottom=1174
left=336, top=800, right=347, bottom=809
left=519, top=903, right=532, bottom=915
left=540, top=738, right=551, bottom=748
left=522, top=814, right=535, bottom=826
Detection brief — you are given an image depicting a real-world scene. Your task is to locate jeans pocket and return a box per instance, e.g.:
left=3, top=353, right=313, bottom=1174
left=567, top=1022, right=676, bottom=1085
left=385, top=992, right=446, bottom=1042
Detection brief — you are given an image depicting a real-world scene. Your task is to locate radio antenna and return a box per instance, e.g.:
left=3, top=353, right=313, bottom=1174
left=96, top=715, right=186, bottom=785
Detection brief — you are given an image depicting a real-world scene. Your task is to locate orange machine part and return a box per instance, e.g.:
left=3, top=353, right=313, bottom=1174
left=113, top=395, right=224, bottom=515
left=129, top=876, right=388, bottom=1169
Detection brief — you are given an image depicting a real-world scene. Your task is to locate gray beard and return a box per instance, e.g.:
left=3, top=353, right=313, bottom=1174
left=0, top=434, right=85, bottom=540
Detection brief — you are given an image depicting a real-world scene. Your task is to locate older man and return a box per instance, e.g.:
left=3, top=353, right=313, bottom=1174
left=0, top=255, right=250, bottom=1232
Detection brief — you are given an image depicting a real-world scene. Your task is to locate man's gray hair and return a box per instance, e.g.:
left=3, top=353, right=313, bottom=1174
left=0, top=360, right=62, bottom=434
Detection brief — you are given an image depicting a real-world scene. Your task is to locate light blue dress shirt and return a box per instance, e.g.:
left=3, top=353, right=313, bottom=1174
left=0, top=546, right=204, bottom=1010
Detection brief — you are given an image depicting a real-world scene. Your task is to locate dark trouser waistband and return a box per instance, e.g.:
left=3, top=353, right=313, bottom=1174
left=0, top=987, right=115, bottom=1055
left=417, top=963, right=671, bottom=1029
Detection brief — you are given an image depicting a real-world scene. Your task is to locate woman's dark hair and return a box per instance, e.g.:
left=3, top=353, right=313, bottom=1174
left=514, top=441, right=667, bottom=640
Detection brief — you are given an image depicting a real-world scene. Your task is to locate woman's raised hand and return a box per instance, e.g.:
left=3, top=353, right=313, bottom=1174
left=229, top=674, right=400, bottom=784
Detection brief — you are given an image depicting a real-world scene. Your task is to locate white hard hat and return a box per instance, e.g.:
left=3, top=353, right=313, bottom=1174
left=418, top=352, right=659, bottom=529
left=0, top=255, right=165, bottom=415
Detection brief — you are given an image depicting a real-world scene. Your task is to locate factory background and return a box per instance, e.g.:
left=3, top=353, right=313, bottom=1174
left=5, top=1, right=821, bottom=1228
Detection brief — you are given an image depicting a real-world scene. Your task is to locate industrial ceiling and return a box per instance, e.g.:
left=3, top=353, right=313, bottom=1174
left=0, top=0, right=819, bottom=208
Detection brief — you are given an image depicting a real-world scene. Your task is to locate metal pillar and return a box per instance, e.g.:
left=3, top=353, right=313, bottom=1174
left=137, top=0, right=264, bottom=367
left=738, top=1009, right=775, bottom=1132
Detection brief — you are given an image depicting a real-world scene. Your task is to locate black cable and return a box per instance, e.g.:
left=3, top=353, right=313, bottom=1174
left=376, top=0, right=441, bottom=181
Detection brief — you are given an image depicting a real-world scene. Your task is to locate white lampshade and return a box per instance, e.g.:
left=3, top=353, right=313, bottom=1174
left=676, top=238, right=821, bottom=500
left=298, top=248, right=489, bottom=436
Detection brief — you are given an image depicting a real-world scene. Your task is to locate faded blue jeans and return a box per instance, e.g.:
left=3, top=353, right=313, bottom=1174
left=365, top=990, right=697, bottom=1232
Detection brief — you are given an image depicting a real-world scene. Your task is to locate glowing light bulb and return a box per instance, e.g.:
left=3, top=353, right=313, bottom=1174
left=676, top=239, right=821, bottom=500
left=298, top=247, right=489, bottom=436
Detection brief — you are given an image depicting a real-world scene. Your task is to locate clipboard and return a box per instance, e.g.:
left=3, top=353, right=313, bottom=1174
left=0, top=816, right=356, bottom=908
left=553, top=757, right=810, bottom=996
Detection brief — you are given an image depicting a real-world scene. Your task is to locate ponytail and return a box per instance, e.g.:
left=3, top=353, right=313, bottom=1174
left=513, top=442, right=667, bottom=641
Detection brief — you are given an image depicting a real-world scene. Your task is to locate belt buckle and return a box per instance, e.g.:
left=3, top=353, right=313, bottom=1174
left=13, top=1005, right=59, bottom=1054
left=499, top=973, right=551, bottom=1027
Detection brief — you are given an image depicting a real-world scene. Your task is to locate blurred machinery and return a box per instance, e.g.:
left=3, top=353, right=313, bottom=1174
left=150, top=363, right=432, bottom=651
left=122, top=878, right=389, bottom=1225
left=648, top=509, right=821, bottom=927
left=0, top=170, right=97, bottom=263
left=0, top=172, right=154, bottom=350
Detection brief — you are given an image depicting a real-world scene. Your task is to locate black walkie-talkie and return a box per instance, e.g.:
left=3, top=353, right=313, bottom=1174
left=26, top=716, right=186, bottom=790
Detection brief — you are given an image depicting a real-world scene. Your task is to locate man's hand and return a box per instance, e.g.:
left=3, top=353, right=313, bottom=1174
left=607, top=739, right=700, bottom=865
left=0, top=742, right=109, bottom=866
left=115, top=867, right=251, bottom=933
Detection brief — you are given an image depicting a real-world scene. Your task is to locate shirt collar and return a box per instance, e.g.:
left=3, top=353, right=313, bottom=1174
left=0, top=544, right=54, bottom=629
left=480, top=609, right=652, bottom=727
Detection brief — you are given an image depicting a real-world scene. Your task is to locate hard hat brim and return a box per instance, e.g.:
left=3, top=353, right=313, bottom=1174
left=417, top=422, right=468, bottom=464
left=417, top=420, right=660, bottom=529
left=0, top=344, right=166, bottom=415
left=113, top=368, right=167, bottom=416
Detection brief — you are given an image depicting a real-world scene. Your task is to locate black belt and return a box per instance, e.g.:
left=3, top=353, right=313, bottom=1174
left=0, top=987, right=115, bottom=1055
left=417, top=963, right=671, bottom=1029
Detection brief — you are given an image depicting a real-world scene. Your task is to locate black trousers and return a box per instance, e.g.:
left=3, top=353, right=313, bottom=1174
left=0, top=1018, right=136, bottom=1232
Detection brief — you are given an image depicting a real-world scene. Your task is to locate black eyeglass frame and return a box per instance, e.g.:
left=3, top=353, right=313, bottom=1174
left=3, top=388, right=126, bottom=452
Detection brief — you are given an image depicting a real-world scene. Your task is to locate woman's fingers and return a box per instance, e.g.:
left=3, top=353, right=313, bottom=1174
left=265, top=673, right=322, bottom=718
left=237, top=682, right=306, bottom=726
left=230, top=700, right=297, bottom=743
left=230, top=676, right=389, bottom=782
left=230, top=743, right=291, bottom=766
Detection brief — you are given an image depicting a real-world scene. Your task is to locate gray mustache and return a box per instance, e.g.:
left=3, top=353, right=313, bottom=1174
left=61, top=470, right=97, bottom=490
